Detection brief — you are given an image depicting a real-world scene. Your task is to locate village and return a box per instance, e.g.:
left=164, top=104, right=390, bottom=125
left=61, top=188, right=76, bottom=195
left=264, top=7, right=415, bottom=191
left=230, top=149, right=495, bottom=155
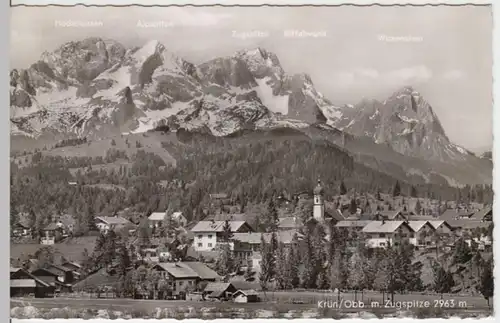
left=10, top=178, right=494, bottom=309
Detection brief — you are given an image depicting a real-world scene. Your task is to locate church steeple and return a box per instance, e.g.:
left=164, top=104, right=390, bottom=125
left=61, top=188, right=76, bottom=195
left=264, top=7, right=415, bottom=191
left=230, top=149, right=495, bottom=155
left=313, top=179, right=325, bottom=221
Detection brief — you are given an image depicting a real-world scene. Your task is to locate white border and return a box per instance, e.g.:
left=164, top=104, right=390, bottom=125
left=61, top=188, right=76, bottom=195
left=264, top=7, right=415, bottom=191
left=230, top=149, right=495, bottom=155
left=8, top=0, right=498, bottom=322
left=7, top=0, right=495, bottom=5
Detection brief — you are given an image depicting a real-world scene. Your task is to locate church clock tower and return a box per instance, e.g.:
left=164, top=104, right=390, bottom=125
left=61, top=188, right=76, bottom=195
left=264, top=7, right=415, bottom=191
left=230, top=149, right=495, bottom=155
left=313, top=179, right=325, bottom=221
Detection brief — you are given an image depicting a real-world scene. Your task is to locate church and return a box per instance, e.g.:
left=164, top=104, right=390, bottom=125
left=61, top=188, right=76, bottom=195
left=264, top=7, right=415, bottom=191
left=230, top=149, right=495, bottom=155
left=310, top=179, right=344, bottom=224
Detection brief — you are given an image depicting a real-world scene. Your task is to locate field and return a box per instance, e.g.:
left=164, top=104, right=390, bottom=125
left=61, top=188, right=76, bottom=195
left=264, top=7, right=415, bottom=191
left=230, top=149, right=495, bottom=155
left=10, top=290, right=493, bottom=319
left=10, top=237, right=98, bottom=263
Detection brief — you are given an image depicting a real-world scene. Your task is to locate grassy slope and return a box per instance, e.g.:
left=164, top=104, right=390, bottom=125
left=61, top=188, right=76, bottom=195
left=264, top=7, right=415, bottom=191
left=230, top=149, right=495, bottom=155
left=10, top=236, right=98, bottom=263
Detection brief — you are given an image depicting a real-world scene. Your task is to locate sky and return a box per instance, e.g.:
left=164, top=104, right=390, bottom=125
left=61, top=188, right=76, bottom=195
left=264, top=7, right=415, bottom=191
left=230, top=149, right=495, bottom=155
left=10, top=5, right=493, bottom=152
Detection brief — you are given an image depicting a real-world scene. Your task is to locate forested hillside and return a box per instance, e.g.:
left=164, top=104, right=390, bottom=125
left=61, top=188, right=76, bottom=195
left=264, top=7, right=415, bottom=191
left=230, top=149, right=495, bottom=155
left=10, top=130, right=493, bottom=238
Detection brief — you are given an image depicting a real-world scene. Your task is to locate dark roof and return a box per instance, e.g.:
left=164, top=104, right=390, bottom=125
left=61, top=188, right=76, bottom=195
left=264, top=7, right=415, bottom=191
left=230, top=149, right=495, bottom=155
left=234, top=289, right=259, bottom=297
left=95, top=216, right=131, bottom=225
left=182, top=262, right=220, bottom=280
left=43, top=223, right=59, bottom=231
left=469, top=205, right=492, bottom=220
left=440, top=209, right=474, bottom=221
left=204, top=282, right=235, bottom=297
left=31, top=268, right=59, bottom=277
left=278, top=217, right=302, bottom=229
left=209, top=193, right=228, bottom=199
left=153, top=262, right=199, bottom=278
left=335, top=220, right=371, bottom=228
left=326, top=209, right=345, bottom=221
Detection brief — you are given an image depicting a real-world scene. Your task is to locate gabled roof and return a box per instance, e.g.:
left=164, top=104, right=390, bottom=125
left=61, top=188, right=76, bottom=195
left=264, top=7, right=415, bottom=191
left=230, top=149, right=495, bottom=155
left=204, top=282, right=234, bottom=295
left=153, top=262, right=199, bottom=278
left=428, top=220, right=448, bottom=230
left=233, top=230, right=301, bottom=245
left=362, top=220, right=414, bottom=233
left=440, top=209, right=474, bottom=221
left=172, top=212, right=185, bottom=220
left=43, top=223, right=59, bottom=231
left=377, top=208, right=404, bottom=220
left=233, top=289, right=259, bottom=297
left=209, top=193, right=228, bottom=199
left=148, top=212, right=165, bottom=221
left=335, top=220, right=371, bottom=228
left=469, top=205, right=492, bottom=220
left=407, top=221, right=431, bottom=232
left=325, top=208, right=345, bottom=221
left=10, top=279, right=36, bottom=288
left=182, top=262, right=220, bottom=280
left=278, top=217, right=302, bottom=229
left=95, top=216, right=131, bottom=225
left=406, top=215, right=436, bottom=221
left=31, top=267, right=60, bottom=277
left=191, top=220, right=250, bottom=233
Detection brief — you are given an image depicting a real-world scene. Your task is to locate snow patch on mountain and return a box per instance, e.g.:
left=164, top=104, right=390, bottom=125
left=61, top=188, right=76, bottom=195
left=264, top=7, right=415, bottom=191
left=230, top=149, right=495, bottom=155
left=254, top=77, right=289, bottom=115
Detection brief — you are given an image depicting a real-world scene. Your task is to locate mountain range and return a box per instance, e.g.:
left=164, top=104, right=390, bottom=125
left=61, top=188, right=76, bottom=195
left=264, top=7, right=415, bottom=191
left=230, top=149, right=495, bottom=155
left=9, top=37, right=492, bottom=186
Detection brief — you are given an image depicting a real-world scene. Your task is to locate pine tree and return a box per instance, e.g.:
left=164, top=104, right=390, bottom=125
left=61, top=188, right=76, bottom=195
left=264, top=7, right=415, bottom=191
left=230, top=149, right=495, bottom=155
left=259, top=235, right=275, bottom=296
left=267, top=197, right=279, bottom=232
left=410, top=186, right=418, bottom=198
left=414, top=199, right=422, bottom=215
left=222, top=220, right=233, bottom=242
left=479, top=259, right=494, bottom=308
left=392, top=181, right=401, bottom=197
left=349, top=198, right=357, bottom=215
left=453, top=238, right=472, bottom=264
left=137, top=217, right=151, bottom=249
left=289, top=233, right=301, bottom=288
left=432, top=262, right=454, bottom=298
left=339, top=181, right=347, bottom=195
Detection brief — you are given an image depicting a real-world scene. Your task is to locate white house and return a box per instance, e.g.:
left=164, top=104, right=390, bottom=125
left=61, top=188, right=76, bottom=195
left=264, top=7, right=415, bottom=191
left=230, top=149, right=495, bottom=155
left=362, top=220, right=414, bottom=248
left=406, top=221, right=436, bottom=247
left=148, top=211, right=188, bottom=228
left=95, top=216, right=132, bottom=233
left=190, top=220, right=253, bottom=251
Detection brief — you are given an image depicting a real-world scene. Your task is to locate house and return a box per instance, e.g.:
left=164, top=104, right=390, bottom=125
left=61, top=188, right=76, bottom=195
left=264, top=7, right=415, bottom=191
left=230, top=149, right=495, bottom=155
left=151, top=262, right=220, bottom=297
left=439, top=209, right=474, bottom=221
left=232, top=230, right=301, bottom=266
left=148, top=212, right=166, bottom=228
left=95, top=216, right=132, bottom=233
left=12, top=222, right=31, bottom=237
left=362, top=220, right=414, bottom=248
left=182, top=262, right=220, bottom=282
left=56, top=214, right=76, bottom=235
left=203, top=282, right=237, bottom=300
left=406, top=221, right=437, bottom=247
left=469, top=205, right=492, bottom=221
left=428, top=220, right=454, bottom=236
left=376, top=208, right=408, bottom=221
left=10, top=267, right=54, bottom=298
left=40, top=223, right=58, bottom=245
left=278, top=216, right=302, bottom=231
left=233, top=289, right=259, bottom=303
left=335, top=220, right=372, bottom=231
left=191, top=220, right=253, bottom=251
left=171, top=212, right=188, bottom=227
left=61, top=261, right=81, bottom=272
left=151, top=263, right=199, bottom=298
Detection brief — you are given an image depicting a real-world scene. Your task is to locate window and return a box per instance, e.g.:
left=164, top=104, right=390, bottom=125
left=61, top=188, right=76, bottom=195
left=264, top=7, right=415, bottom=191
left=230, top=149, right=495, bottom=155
left=379, top=233, right=386, bottom=238
left=208, top=235, right=213, bottom=239
left=208, top=243, right=213, bottom=248
left=380, top=242, right=386, bottom=247
left=198, top=243, right=202, bottom=247
left=188, top=281, right=193, bottom=286
left=179, top=281, right=184, bottom=286
left=197, top=235, right=202, bottom=239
